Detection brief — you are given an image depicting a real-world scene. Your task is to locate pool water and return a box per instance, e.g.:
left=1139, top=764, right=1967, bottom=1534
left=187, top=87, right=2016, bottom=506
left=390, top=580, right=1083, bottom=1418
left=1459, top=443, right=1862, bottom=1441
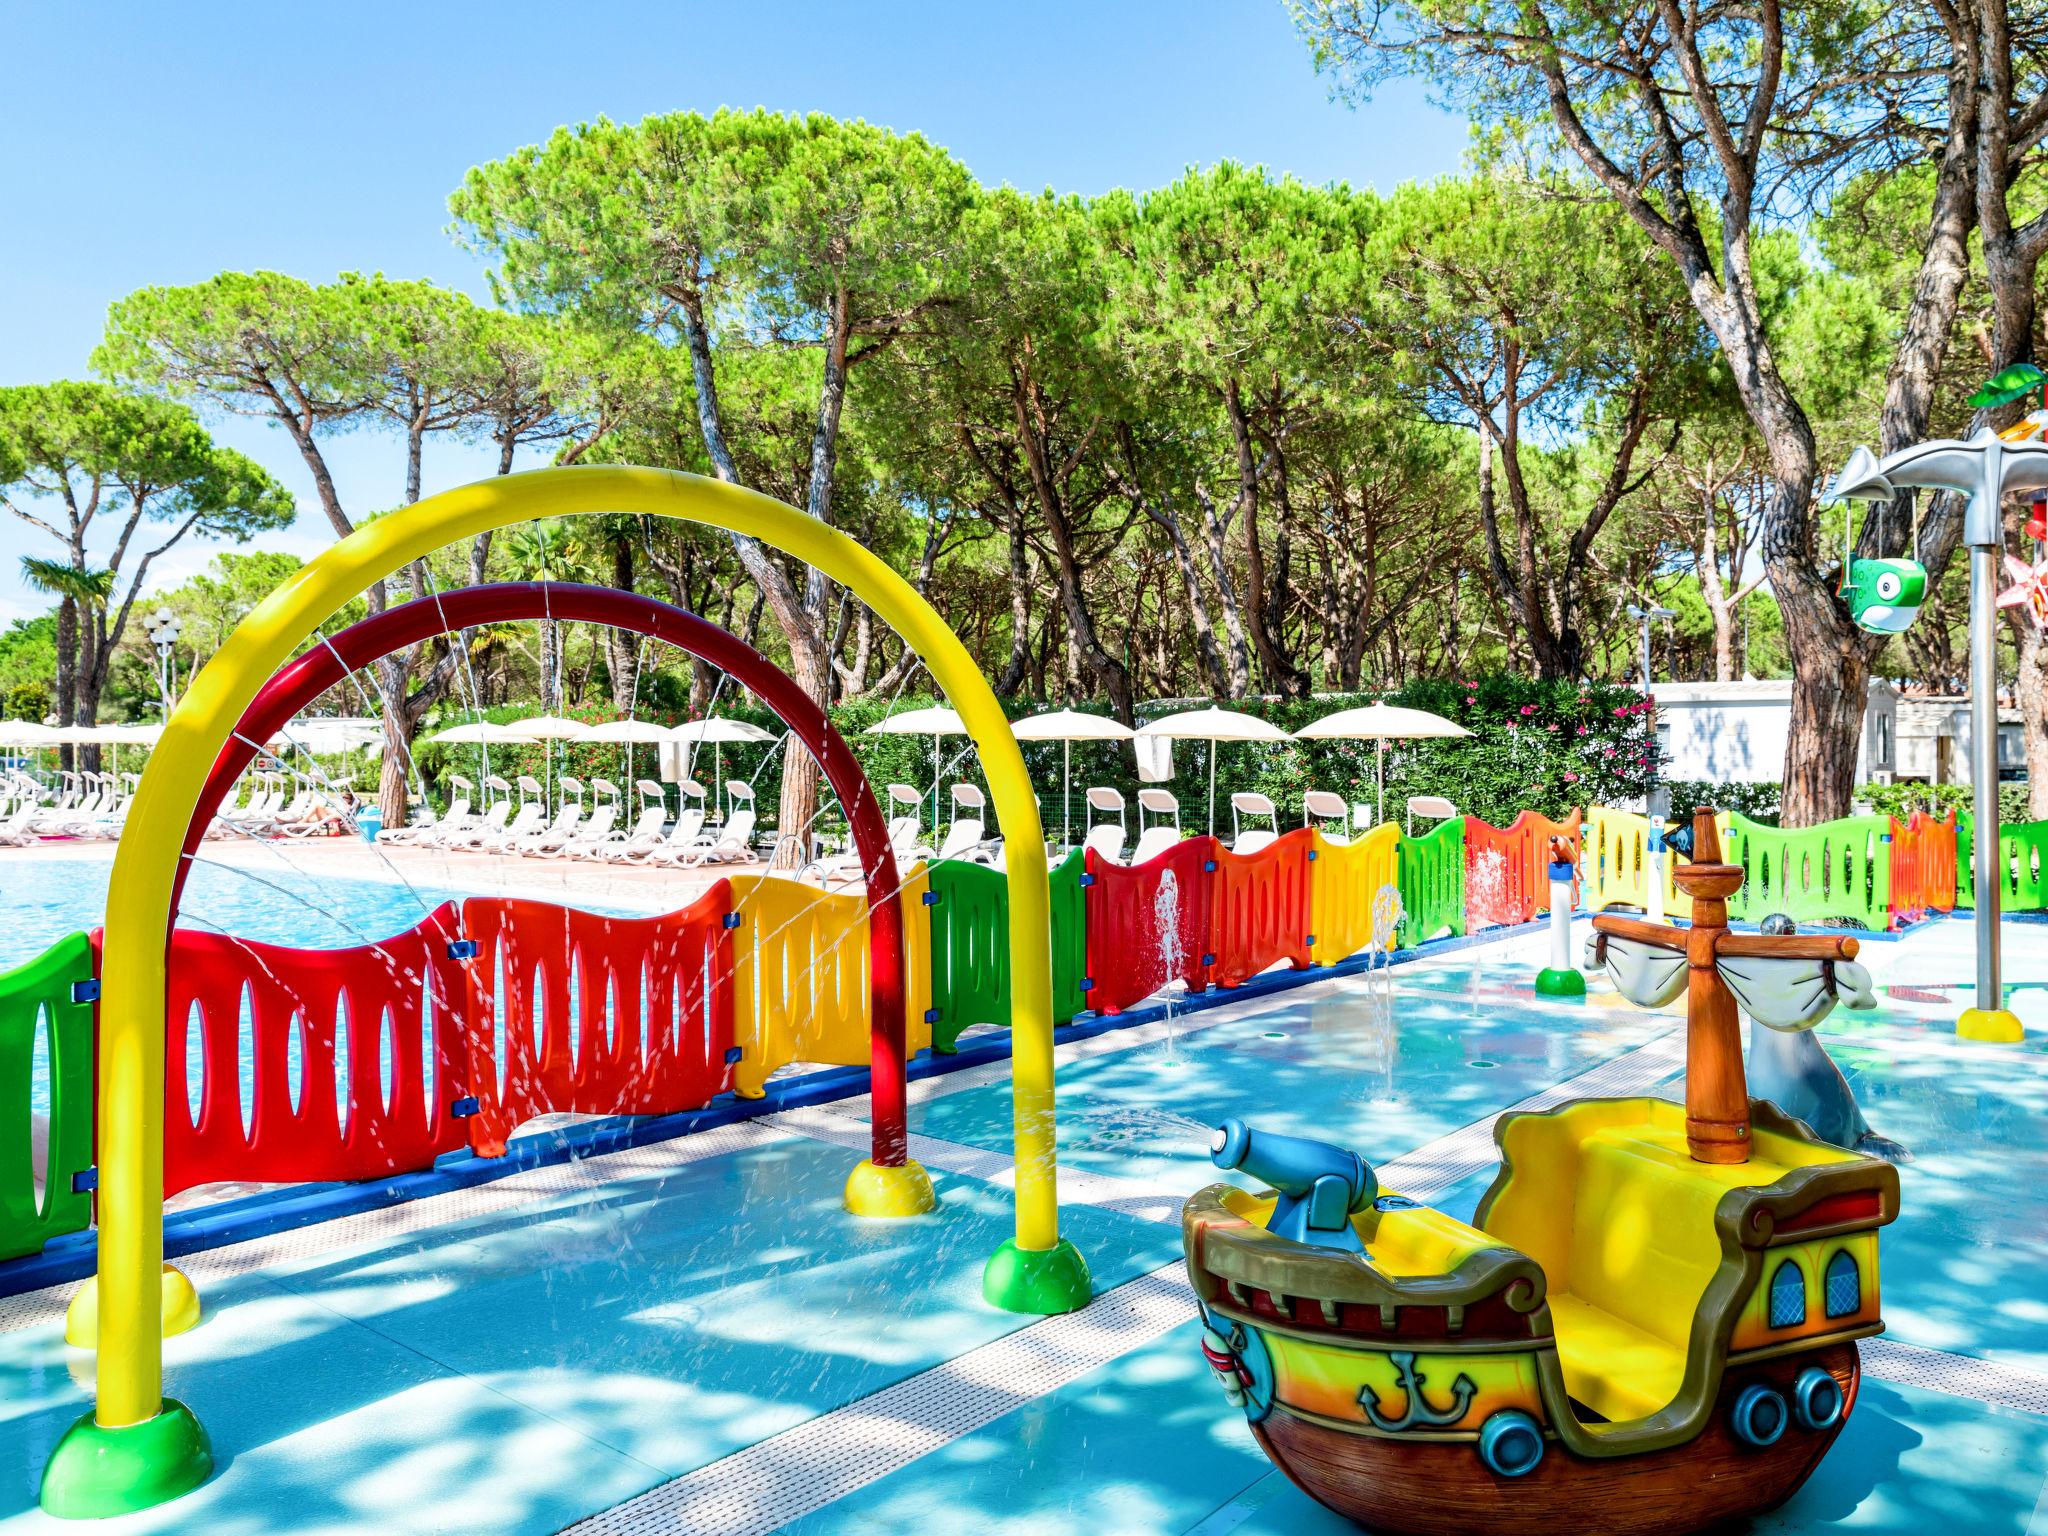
left=3, top=851, right=473, bottom=970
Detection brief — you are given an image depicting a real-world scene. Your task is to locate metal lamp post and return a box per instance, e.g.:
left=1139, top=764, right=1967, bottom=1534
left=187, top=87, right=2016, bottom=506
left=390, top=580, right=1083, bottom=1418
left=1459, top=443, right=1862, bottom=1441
left=140, top=608, right=181, bottom=715
left=1627, top=603, right=1678, bottom=922
left=1828, top=427, right=2048, bottom=1043
left=1626, top=603, right=1677, bottom=695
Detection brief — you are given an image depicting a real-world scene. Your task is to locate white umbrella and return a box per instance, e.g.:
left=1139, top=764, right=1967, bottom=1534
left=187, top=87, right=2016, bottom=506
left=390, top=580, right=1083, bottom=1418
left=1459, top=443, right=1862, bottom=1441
left=0, top=720, right=57, bottom=743
left=670, top=718, right=777, bottom=821
left=582, top=719, right=673, bottom=743
left=1293, top=703, right=1471, bottom=825
left=500, top=714, right=591, bottom=804
left=502, top=714, right=591, bottom=741
left=275, top=717, right=383, bottom=755
left=1136, top=707, right=1291, bottom=835
left=583, top=720, right=676, bottom=801
left=426, top=720, right=532, bottom=745
left=867, top=706, right=969, bottom=829
left=1011, top=709, right=1135, bottom=850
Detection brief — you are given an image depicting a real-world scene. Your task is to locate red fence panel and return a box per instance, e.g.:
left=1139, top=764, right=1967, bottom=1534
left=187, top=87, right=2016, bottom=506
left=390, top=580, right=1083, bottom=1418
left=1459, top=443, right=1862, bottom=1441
left=1464, top=808, right=1583, bottom=930
left=1085, top=838, right=1217, bottom=1015
left=162, top=903, right=471, bottom=1197
left=456, top=882, right=736, bottom=1157
left=1210, top=829, right=1314, bottom=987
left=1889, top=811, right=1958, bottom=927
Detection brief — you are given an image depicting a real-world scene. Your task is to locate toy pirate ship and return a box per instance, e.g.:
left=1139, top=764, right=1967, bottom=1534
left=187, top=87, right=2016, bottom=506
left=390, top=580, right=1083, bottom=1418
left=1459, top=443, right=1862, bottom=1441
left=1182, top=809, right=1899, bottom=1536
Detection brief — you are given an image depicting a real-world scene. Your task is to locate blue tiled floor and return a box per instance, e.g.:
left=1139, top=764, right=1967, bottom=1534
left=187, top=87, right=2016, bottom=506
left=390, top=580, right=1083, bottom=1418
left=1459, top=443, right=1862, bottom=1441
left=774, top=1319, right=2048, bottom=1536
left=912, top=957, right=1672, bottom=1201
left=0, top=1139, right=1177, bottom=1534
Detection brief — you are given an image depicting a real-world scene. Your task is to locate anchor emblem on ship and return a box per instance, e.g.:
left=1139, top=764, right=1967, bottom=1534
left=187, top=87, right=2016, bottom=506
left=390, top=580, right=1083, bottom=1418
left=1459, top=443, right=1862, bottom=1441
left=1359, top=1350, right=1476, bottom=1431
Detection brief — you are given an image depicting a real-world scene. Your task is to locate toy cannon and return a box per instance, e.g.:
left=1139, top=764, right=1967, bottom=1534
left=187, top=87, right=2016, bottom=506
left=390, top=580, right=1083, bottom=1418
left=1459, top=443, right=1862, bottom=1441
left=1181, top=808, right=1899, bottom=1535
left=1209, top=1119, right=1377, bottom=1253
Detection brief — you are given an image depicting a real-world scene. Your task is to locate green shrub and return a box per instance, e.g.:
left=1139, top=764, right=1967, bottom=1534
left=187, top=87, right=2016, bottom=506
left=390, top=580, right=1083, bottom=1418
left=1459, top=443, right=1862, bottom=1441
left=1858, top=780, right=2029, bottom=825
left=1662, top=779, right=1784, bottom=825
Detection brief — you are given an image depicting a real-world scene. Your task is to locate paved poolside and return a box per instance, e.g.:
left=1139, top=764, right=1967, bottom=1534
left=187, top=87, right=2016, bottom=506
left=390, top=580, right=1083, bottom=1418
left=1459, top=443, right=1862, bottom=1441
left=2, top=918, right=2044, bottom=1534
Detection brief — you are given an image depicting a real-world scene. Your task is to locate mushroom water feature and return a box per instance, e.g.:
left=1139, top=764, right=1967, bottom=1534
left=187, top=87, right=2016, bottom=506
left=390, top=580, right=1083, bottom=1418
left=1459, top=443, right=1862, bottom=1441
left=1827, top=426, right=2048, bottom=1044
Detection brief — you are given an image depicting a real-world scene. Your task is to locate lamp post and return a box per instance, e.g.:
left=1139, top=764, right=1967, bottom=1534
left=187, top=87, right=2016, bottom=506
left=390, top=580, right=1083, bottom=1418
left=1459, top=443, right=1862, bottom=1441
left=1626, top=603, right=1677, bottom=696
left=1828, top=427, right=2048, bottom=1043
left=140, top=608, right=181, bottom=715
left=1627, top=603, right=1677, bottom=921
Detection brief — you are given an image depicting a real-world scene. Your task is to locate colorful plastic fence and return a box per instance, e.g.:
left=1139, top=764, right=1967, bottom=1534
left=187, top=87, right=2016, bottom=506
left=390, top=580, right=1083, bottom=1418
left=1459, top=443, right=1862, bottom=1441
left=1887, top=812, right=1958, bottom=927
left=457, top=887, right=736, bottom=1156
left=1956, top=813, right=2048, bottom=912
left=724, top=871, right=933, bottom=1098
left=1308, top=825, right=1401, bottom=963
left=0, top=799, right=1696, bottom=1265
left=1210, top=833, right=1313, bottom=988
left=1397, top=817, right=1467, bottom=944
left=1580, top=806, right=1703, bottom=921
left=1085, top=836, right=1219, bottom=1015
left=1464, top=808, right=1583, bottom=928
left=162, top=904, right=472, bottom=1194
left=923, top=851, right=1087, bottom=1053
left=1722, top=813, right=1890, bottom=929
left=0, top=932, right=96, bottom=1262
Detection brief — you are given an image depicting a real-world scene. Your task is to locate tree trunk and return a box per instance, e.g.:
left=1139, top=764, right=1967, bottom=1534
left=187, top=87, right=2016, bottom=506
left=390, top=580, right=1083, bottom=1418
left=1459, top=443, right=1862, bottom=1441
left=995, top=507, right=1032, bottom=695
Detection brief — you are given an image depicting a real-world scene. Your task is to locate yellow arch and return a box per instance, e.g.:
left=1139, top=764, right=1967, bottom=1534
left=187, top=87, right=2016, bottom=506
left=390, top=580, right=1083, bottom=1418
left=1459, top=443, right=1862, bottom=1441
left=68, top=468, right=1079, bottom=1500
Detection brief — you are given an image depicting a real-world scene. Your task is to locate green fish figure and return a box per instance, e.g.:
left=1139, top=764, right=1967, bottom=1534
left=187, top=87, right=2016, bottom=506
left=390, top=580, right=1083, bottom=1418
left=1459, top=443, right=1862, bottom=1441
left=1843, top=558, right=1927, bottom=633
left=1970, top=363, right=2047, bottom=409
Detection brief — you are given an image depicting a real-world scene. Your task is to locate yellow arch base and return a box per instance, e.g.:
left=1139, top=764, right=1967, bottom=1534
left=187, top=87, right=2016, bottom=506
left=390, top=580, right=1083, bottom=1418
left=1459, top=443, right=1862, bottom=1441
left=844, top=1159, right=939, bottom=1218
left=1958, top=1007, right=2025, bottom=1043
left=63, top=467, right=1084, bottom=1518
left=64, top=1265, right=201, bottom=1349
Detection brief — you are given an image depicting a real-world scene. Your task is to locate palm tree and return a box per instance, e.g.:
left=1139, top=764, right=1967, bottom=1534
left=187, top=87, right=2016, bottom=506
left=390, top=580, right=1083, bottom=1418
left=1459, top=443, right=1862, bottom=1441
left=20, top=557, right=114, bottom=770
left=496, top=520, right=598, bottom=710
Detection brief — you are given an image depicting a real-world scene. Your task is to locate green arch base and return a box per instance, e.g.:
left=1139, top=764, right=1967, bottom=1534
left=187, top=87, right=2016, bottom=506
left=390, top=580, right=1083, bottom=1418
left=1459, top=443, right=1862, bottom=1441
left=40, top=1400, right=212, bottom=1518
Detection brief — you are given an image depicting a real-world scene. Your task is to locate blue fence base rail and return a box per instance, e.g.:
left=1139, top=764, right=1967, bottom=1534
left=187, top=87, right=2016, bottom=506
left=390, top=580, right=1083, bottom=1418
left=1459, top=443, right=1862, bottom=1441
left=0, top=916, right=1552, bottom=1302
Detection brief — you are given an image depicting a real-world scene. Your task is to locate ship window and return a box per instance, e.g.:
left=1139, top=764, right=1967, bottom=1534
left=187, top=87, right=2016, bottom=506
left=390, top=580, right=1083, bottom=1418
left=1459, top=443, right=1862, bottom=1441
left=1824, top=1251, right=1861, bottom=1319
left=1769, top=1260, right=1807, bottom=1328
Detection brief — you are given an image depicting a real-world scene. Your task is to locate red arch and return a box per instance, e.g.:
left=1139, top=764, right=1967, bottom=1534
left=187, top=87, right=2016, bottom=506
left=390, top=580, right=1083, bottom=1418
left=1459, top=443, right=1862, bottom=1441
left=172, top=583, right=913, bottom=1167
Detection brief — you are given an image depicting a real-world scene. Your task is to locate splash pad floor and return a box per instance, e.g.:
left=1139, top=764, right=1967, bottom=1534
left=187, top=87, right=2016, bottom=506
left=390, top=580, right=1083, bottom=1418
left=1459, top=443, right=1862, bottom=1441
left=2, top=917, right=2045, bottom=1534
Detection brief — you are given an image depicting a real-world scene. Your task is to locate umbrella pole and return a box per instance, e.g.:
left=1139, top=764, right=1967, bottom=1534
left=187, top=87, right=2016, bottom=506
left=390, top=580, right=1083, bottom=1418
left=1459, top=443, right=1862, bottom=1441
left=1062, top=739, right=1071, bottom=852
left=1378, top=739, right=1385, bottom=827
left=715, top=741, right=723, bottom=823
left=1208, top=738, right=1217, bottom=837
left=933, top=733, right=941, bottom=834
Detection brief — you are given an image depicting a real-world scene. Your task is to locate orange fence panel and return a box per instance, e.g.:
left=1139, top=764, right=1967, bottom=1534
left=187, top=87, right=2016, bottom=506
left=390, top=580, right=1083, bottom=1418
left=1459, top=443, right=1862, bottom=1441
left=1210, top=829, right=1314, bottom=987
left=1464, top=808, right=1582, bottom=930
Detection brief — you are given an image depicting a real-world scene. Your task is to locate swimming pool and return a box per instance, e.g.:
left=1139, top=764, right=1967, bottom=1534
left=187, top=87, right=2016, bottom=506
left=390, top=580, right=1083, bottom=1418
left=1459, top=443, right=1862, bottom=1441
left=3, top=851, right=475, bottom=970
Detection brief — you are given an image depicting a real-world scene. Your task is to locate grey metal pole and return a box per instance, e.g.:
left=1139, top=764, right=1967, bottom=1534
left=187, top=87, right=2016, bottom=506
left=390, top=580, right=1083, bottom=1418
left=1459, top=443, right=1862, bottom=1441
left=1970, top=537, right=2004, bottom=1012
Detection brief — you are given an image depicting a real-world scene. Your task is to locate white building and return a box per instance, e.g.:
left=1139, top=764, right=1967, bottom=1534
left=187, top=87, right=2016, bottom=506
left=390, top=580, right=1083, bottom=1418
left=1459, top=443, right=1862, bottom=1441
left=1652, top=680, right=1899, bottom=784
left=1893, top=695, right=2025, bottom=784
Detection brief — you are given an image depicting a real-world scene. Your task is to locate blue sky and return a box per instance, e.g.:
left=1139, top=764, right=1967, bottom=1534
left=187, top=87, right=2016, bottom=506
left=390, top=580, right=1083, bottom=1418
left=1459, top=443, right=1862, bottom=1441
left=0, top=1, right=1464, bottom=624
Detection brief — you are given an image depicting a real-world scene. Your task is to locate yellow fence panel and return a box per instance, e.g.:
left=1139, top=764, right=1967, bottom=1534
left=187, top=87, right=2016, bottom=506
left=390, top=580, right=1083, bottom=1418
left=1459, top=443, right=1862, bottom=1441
left=725, top=871, right=932, bottom=1097
left=1309, top=824, right=1402, bottom=963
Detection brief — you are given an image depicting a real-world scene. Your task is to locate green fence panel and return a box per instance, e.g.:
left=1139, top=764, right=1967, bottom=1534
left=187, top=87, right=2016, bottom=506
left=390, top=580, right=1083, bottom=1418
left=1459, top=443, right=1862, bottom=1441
left=1955, top=813, right=2048, bottom=913
left=1048, top=847, right=1088, bottom=1024
left=1723, top=813, right=1889, bottom=929
left=1397, top=818, right=1466, bottom=945
left=925, top=849, right=1088, bottom=1053
left=0, top=930, right=97, bottom=1262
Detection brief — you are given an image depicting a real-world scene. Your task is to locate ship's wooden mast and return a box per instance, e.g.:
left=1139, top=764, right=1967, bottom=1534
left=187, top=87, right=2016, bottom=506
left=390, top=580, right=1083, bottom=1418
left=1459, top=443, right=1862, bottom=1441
left=1672, top=809, right=1750, bottom=1163
left=1591, top=807, right=1862, bottom=1165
